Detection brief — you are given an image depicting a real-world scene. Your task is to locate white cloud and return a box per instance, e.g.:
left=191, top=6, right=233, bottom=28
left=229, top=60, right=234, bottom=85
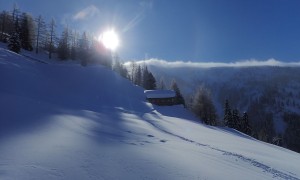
left=73, top=5, right=100, bottom=21
left=125, top=58, right=300, bottom=68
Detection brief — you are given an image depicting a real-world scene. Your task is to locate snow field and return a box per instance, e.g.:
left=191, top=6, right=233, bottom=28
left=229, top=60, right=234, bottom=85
left=0, top=47, right=300, bottom=179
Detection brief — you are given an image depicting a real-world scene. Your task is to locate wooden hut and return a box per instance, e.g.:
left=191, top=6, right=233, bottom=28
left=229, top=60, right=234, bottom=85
left=144, top=90, right=176, bottom=106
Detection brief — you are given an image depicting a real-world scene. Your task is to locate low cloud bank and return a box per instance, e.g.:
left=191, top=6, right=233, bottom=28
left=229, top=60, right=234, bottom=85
left=126, top=58, right=300, bottom=68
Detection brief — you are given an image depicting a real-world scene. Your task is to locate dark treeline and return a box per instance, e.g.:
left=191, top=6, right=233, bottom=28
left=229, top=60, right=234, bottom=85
left=0, top=4, right=163, bottom=92
left=1, top=4, right=54, bottom=55
left=224, top=99, right=252, bottom=135
left=0, top=4, right=132, bottom=79
left=0, top=4, right=114, bottom=68
left=129, top=61, right=156, bottom=90
left=210, top=85, right=299, bottom=153
left=183, top=80, right=300, bottom=153
left=223, top=98, right=300, bottom=153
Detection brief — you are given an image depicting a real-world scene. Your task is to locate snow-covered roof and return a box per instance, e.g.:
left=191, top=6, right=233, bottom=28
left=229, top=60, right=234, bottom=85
left=144, top=90, right=176, bottom=98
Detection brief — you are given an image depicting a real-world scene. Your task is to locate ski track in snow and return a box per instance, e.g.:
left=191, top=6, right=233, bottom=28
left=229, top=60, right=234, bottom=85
left=142, top=113, right=299, bottom=180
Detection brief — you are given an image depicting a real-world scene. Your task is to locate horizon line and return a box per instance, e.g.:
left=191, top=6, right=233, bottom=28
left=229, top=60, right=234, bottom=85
left=124, top=58, right=300, bottom=68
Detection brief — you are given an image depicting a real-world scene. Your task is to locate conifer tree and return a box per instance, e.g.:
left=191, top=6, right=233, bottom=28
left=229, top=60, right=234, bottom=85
left=130, top=61, right=137, bottom=82
left=140, top=65, right=157, bottom=90
left=147, top=72, right=157, bottom=90
left=19, top=12, right=34, bottom=51
left=13, top=13, right=21, bottom=35
left=158, top=78, right=166, bottom=90
left=8, top=16, right=21, bottom=53
left=134, top=65, right=142, bottom=86
left=57, top=27, right=70, bottom=60
left=70, top=45, right=77, bottom=60
left=11, top=3, right=20, bottom=25
left=8, top=32, right=21, bottom=53
left=112, top=55, right=128, bottom=78
left=142, top=65, right=149, bottom=88
left=232, top=109, right=240, bottom=130
left=283, top=113, right=300, bottom=152
left=48, top=18, right=56, bottom=59
left=35, top=15, right=47, bottom=54
left=79, top=31, right=89, bottom=66
left=0, top=11, right=13, bottom=42
left=192, top=86, right=217, bottom=125
left=224, top=99, right=234, bottom=128
left=170, top=80, right=186, bottom=106
left=0, top=11, right=7, bottom=41
left=242, top=112, right=252, bottom=135
left=70, top=30, right=78, bottom=60
left=119, top=64, right=129, bottom=79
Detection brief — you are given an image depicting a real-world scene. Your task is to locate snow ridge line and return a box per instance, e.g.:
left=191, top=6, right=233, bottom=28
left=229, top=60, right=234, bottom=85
left=143, top=116, right=299, bottom=180
left=22, top=54, right=48, bottom=64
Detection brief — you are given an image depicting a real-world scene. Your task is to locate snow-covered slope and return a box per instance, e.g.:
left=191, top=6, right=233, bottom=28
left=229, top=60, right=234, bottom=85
left=1, top=48, right=300, bottom=180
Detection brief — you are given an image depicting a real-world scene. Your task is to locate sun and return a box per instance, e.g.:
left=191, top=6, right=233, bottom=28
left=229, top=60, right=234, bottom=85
left=99, top=29, right=120, bottom=51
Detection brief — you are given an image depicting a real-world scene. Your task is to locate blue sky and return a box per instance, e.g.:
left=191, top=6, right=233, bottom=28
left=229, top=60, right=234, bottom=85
left=1, top=0, right=300, bottom=62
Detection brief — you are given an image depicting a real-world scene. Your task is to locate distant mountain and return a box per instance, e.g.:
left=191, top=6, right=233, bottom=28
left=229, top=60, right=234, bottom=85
left=141, top=59, right=300, bottom=151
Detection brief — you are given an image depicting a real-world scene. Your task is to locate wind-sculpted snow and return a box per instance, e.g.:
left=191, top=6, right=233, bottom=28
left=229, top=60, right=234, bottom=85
left=0, top=47, right=300, bottom=179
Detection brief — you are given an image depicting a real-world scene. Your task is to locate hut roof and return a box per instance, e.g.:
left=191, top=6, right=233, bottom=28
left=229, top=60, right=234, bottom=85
left=144, top=90, right=176, bottom=99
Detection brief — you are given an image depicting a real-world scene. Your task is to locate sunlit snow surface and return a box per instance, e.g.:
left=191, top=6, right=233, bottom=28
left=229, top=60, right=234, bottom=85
left=0, top=47, right=300, bottom=180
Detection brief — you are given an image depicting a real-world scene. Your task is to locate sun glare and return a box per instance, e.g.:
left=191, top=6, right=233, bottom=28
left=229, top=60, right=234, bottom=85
left=99, top=29, right=120, bottom=51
